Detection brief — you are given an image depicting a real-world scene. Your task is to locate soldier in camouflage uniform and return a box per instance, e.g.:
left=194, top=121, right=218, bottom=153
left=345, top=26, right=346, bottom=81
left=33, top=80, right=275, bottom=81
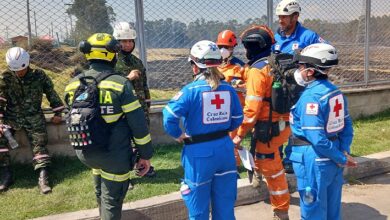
left=0, top=47, right=64, bottom=193
left=113, top=22, right=156, bottom=179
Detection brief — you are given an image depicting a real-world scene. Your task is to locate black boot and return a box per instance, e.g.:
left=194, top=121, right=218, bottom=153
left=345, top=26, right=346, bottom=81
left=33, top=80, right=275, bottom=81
left=0, top=166, right=14, bottom=192
left=38, top=168, right=52, bottom=194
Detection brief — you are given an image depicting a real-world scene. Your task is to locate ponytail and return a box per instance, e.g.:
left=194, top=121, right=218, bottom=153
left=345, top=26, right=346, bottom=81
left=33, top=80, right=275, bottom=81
left=204, top=67, right=224, bottom=90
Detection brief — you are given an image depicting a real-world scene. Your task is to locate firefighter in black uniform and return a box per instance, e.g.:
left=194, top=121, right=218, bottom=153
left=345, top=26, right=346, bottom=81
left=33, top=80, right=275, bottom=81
left=64, top=33, right=153, bottom=220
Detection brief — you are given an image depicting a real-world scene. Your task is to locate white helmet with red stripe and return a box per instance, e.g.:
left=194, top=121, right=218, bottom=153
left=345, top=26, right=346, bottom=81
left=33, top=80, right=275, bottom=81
left=6, top=47, right=30, bottom=71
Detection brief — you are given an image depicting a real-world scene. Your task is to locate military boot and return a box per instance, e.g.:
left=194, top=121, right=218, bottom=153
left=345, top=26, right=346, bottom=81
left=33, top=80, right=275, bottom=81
left=38, top=168, right=52, bottom=194
left=0, top=166, right=14, bottom=192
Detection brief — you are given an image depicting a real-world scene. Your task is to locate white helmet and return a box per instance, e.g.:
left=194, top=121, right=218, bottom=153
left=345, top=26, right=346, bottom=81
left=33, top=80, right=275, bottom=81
left=188, top=40, right=222, bottom=69
left=113, top=22, right=137, bottom=40
left=6, top=47, right=30, bottom=71
left=276, top=0, right=301, bottom=16
left=295, top=43, right=338, bottom=69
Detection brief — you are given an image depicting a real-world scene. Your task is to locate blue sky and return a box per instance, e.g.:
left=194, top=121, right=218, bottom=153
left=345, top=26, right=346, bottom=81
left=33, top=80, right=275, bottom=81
left=0, top=0, right=388, bottom=40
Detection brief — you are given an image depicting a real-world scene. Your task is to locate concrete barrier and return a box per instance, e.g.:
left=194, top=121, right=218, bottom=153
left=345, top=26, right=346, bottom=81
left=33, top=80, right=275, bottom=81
left=10, top=85, right=390, bottom=163
left=33, top=151, right=390, bottom=220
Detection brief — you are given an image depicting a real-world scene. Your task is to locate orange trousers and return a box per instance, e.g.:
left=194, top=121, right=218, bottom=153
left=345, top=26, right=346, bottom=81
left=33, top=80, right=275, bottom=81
left=254, top=125, right=291, bottom=212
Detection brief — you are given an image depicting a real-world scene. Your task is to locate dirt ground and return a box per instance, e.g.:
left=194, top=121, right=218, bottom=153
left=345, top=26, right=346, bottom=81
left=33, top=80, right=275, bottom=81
left=235, top=173, right=390, bottom=220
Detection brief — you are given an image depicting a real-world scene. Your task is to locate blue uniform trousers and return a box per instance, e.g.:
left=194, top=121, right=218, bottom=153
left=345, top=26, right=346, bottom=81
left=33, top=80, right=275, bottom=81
left=181, top=137, right=237, bottom=220
left=290, top=145, right=344, bottom=220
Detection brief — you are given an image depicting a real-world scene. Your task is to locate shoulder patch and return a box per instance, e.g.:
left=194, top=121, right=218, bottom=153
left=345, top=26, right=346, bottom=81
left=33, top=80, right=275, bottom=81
left=292, top=43, right=299, bottom=50
left=172, top=91, right=183, bottom=101
left=306, top=103, right=319, bottom=115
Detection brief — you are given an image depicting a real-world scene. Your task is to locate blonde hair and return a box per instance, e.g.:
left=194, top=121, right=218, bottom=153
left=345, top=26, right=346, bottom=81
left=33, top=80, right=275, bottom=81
left=204, top=67, right=224, bottom=90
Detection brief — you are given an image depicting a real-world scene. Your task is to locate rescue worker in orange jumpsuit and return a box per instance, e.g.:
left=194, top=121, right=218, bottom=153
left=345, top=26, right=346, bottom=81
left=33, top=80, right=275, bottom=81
left=233, top=25, right=290, bottom=220
left=216, top=30, right=246, bottom=169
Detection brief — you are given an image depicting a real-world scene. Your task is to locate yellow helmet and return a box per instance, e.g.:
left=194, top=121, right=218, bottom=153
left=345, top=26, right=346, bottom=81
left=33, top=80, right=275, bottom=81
left=79, top=33, right=120, bottom=62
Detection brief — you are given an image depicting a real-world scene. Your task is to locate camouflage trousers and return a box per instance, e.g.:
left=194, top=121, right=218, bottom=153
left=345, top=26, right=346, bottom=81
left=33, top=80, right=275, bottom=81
left=0, top=114, right=50, bottom=170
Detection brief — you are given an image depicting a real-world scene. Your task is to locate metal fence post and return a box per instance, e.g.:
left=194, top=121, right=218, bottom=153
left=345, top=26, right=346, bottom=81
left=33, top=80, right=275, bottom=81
left=267, top=0, right=273, bottom=29
left=364, top=0, right=371, bottom=85
left=27, top=0, right=32, bottom=48
left=134, top=0, right=148, bottom=71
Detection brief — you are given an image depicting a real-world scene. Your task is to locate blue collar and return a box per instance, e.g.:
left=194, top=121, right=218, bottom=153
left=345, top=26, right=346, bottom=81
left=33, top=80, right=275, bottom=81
left=306, top=79, right=325, bottom=89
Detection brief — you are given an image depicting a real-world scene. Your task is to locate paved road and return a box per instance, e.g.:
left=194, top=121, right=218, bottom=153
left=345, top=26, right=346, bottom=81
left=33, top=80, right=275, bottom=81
left=235, top=173, right=390, bottom=220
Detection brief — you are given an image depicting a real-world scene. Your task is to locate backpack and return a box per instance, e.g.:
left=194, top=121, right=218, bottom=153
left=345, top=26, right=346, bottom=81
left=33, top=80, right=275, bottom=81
left=268, top=53, right=304, bottom=114
left=66, top=71, right=114, bottom=150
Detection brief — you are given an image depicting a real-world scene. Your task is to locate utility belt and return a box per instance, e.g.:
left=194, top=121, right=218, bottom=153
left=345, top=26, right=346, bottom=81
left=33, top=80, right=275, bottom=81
left=183, top=130, right=229, bottom=145
left=290, top=135, right=338, bottom=146
left=253, top=120, right=289, bottom=143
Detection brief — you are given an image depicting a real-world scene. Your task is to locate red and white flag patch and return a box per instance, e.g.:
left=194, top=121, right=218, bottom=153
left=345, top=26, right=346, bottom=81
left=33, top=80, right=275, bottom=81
left=306, top=103, right=319, bottom=115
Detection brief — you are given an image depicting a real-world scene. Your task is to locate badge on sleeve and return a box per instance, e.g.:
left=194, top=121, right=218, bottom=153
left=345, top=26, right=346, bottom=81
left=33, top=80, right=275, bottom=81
left=327, top=94, right=345, bottom=133
left=306, top=103, right=319, bottom=115
left=172, top=91, right=183, bottom=101
left=292, top=43, right=299, bottom=50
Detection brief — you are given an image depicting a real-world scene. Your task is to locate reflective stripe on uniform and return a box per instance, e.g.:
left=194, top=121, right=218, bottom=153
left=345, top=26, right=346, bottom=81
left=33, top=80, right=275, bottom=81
left=214, top=170, right=237, bottom=176
left=98, top=81, right=124, bottom=92
left=92, top=169, right=131, bottom=182
left=302, top=126, right=324, bottom=130
left=134, top=134, right=151, bottom=145
left=65, top=81, right=80, bottom=92
left=265, top=169, right=284, bottom=179
left=185, top=178, right=212, bottom=187
left=319, top=90, right=339, bottom=101
left=232, top=115, right=243, bottom=119
left=244, top=115, right=256, bottom=123
left=121, top=100, right=141, bottom=113
left=92, top=169, right=101, bottom=175
left=0, top=148, right=9, bottom=153
left=102, top=113, right=123, bottom=123
left=315, top=158, right=331, bottom=162
left=52, top=106, right=65, bottom=112
left=165, top=106, right=180, bottom=119
left=246, top=95, right=263, bottom=102
left=269, top=188, right=289, bottom=195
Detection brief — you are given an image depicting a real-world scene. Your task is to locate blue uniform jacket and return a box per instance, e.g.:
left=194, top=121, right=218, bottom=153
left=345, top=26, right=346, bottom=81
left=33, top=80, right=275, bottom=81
left=290, top=79, right=353, bottom=164
left=163, top=79, right=243, bottom=139
left=273, top=22, right=327, bottom=54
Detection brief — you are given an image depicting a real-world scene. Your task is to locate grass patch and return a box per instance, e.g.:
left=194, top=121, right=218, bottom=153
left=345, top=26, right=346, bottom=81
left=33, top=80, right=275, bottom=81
left=1, top=109, right=390, bottom=219
left=350, top=108, right=390, bottom=156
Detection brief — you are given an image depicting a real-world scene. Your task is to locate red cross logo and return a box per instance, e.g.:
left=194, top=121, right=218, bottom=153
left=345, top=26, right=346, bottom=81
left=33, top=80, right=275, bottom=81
left=309, top=104, right=316, bottom=109
left=211, top=94, right=224, bottom=109
left=333, top=99, right=343, bottom=117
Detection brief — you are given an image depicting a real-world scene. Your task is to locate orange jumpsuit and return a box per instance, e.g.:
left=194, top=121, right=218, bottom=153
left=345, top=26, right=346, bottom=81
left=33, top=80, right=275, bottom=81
left=237, top=60, right=290, bottom=212
left=218, top=57, right=245, bottom=166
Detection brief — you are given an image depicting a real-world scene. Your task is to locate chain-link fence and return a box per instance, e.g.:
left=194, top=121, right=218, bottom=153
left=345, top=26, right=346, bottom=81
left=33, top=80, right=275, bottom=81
left=0, top=0, right=389, bottom=101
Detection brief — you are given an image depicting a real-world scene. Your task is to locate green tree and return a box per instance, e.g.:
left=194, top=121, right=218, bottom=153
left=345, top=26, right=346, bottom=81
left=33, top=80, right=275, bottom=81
left=67, top=0, right=116, bottom=42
